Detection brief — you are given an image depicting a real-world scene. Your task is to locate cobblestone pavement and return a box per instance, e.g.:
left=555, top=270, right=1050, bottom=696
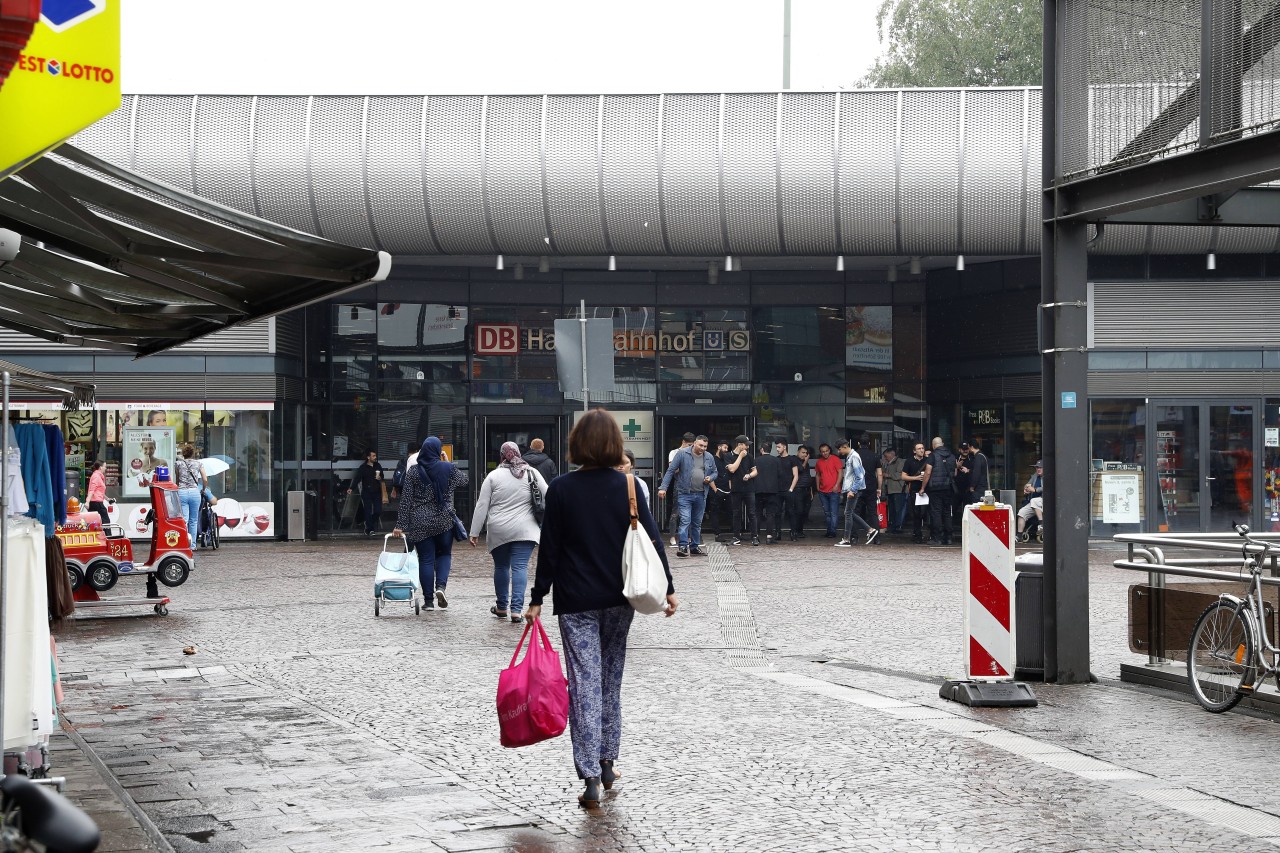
left=49, top=533, right=1280, bottom=852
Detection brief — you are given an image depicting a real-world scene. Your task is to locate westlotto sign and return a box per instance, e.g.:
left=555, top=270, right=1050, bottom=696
left=473, top=325, right=749, bottom=355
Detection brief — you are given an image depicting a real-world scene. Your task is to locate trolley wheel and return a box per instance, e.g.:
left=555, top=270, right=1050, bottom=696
left=156, top=557, right=190, bottom=588
left=1036, top=528, right=1044, bottom=543
left=87, top=560, right=118, bottom=592
left=374, top=598, right=381, bottom=617
left=153, top=604, right=169, bottom=616
left=66, top=564, right=85, bottom=592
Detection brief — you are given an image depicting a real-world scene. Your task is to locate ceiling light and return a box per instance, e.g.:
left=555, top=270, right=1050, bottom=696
left=608, top=255, right=616, bottom=271
left=1207, top=253, right=1216, bottom=270
left=909, top=257, right=921, bottom=275
left=538, top=256, right=550, bottom=274
left=836, top=256, right=844, bottom=272
left=956, top=255, right=965, bottom=271
left=725, top=255, right=733, bottom=272
left=496, top=254, right=504, bottom=270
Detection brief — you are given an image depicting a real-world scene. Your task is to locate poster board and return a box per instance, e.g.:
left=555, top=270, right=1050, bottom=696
left=122, top=426, right=175, bottom=498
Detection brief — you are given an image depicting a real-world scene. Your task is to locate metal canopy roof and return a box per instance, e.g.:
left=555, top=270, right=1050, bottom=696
left=0, top=144, right=391, bottom=356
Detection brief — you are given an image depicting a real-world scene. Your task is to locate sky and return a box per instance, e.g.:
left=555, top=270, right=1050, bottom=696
left=120, top=0, right=885, bottom=95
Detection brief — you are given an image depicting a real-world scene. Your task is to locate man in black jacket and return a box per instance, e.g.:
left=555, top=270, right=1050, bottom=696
left=348, top=450, right=385, bottom=537
left=962, top=438, right=990, bottom=504
left=523, top=437, right=557, bottom=483
left=922, top=437, right=957, bottom=546
left=754, top=443, right=783, bottom=544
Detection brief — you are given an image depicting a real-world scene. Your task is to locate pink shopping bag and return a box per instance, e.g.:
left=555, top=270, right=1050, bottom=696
left=497, top=617, right=569, bottom=748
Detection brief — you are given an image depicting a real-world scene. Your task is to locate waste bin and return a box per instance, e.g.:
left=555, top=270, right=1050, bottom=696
left=1014, top=553, right=1044, bottom=681
left=287, top=490, right=318, bottom=541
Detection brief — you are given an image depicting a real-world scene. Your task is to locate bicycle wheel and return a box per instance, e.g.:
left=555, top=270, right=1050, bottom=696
left=1188, top=600, right=1255, bottom=713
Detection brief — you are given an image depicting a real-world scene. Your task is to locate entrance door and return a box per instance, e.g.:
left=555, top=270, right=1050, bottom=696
left=1151, top=401, right=1256, bottom=533
left=657, top=414, right=748, bottom=534
left=477, top=416, right=561, bottom=481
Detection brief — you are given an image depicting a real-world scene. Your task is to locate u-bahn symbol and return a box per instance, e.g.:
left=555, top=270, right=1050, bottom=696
left=704, top=330, right=724, bottom=351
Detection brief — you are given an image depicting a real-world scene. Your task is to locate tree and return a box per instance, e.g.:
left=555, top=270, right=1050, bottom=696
left=860, top=0, right=1042, bottom=88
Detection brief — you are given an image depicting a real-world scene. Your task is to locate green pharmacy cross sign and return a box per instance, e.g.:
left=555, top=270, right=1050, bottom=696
left=622, top=419, right=642, bottom=438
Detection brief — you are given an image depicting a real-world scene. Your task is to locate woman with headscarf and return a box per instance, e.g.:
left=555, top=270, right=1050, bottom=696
left=392, top=437, right=468, bottom=610
left=468, top=441, right=549, bottom=623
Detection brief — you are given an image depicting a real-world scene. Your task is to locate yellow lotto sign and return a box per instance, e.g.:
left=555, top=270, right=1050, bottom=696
left=0, top=0, right=121, bottom=180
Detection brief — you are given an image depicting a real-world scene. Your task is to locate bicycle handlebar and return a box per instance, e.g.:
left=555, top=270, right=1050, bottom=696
left=1234, top=522, right=1274, bottom=561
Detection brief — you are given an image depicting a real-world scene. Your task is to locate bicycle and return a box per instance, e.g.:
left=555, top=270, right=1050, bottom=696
left=0, top=773, right=100, bottom=852
left=197, top=493, right=219, bottom=550
left=1187, top=523, right=1280, bottom=712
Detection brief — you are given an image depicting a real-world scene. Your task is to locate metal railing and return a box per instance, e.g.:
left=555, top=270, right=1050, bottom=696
left=1112, top=532, right=1280, bottom=665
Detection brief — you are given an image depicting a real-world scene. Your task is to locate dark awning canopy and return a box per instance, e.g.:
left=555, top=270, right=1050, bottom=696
left=0, top=144, right=390, bottom=356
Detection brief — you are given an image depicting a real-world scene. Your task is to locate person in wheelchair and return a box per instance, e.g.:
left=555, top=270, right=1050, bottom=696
left=1016, top=460, right=1044, bottom=542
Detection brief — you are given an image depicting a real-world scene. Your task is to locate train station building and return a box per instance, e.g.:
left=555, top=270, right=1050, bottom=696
left=6, top=88, right=1279, bottom=537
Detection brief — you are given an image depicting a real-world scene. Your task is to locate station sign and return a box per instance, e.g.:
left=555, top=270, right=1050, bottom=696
left=473, top=325, right=750, bottom=356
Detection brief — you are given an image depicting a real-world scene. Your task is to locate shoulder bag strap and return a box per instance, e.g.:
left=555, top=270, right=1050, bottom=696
left=626, top=469, right=639, bottom=530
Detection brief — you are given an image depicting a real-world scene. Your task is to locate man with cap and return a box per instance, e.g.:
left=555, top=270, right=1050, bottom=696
left=1017, top=460, right=1045, bottom=539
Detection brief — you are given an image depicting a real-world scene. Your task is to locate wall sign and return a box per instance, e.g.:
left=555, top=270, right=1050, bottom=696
left=473, top=325, right=749, bottom=356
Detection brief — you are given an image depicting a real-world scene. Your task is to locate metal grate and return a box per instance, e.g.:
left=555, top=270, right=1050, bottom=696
left=900, top=90, right=961, bottom=255
left=721, top=93, right=780, bottom=255
left=131, top=95, right=195, bottom=191
left=661, top=93, right=723, bottom=255
left=963, top=90, right=1025, bottom=254
left=485, top=96, right=547, bottom=256
left=839, top=91, right=897, bottom=254
left=193, top=96, right=255, bottom=212
left=543, top=95, right=606, bottom=254
left=309, top=96, right=377, bottom=248
left=600, top=95, right=666, bottom=255
left=366, top=96, right=436, bottom=255
left=1091, top=280, right=1280, bottom=347
left=777, top=92, right=836, bottom=255
left=425, top=96, right=492, bottom=254
left=70, top=94, right=134, bottom=169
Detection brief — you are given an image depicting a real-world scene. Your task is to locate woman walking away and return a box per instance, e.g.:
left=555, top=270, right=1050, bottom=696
left=470, top=441, right=548, bottom=623
left=526, top=409, right=678, bottom=808
left=174, top=445, right=208, bottom=549
left=393, top=437, right=468, bottom=611
left=87, top=461, right=109, bottom=527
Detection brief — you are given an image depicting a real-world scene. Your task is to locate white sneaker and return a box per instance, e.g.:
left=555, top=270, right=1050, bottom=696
left=834, top=540, right=852, bottom=547
left=866, top=529, right=880, bottom=545
left=435, top=589, right=449, bottom=609
left=670, top=536, right=677, bottom=547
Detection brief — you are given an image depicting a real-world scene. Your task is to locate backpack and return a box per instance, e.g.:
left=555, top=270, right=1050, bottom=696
left=929, top=449, right=957, bottom=491
left=393, top=457, right=408, bottom=490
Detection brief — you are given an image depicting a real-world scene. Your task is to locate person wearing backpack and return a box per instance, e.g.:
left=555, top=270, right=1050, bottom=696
left=922, top=436, right=958, bottom=546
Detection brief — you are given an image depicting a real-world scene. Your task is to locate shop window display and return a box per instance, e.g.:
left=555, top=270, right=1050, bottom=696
left=1090, top=400, right=1145, bottom=537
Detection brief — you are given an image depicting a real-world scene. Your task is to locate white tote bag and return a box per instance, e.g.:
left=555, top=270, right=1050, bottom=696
left=621, top=474, right=668, bottom=615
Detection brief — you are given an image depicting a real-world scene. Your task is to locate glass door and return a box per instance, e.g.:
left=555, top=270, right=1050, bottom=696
left=1151, top=401, right=1258, bottom=533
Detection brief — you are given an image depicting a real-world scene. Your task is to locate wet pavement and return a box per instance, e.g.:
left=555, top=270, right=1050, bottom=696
left=49, top=532, right=1280, bottom=851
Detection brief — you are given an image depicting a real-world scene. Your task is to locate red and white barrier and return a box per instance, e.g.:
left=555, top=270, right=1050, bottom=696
left=961, top=501, right=1016, bottom=681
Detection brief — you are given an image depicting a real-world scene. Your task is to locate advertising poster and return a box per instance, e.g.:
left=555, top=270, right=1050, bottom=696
left=118, top=500, right=276, bottom=540
left=846, top=306, right=892, bottom=371
left=1101, top=473, right=1142, bottom=524
left=122, top=426, right=175, bottom=497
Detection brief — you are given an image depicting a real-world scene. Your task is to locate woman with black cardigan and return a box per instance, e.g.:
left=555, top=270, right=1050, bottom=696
left=525, top=409, right=677, bottom=808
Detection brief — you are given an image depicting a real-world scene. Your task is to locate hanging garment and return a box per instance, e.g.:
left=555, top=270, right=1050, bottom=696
left=3, top=521, right=52, bottom=749
left=42, top=425, right=66, bottom=525
left=45, top=535, right=74, bottom=625
left=4, top=447, right=27, bottom=517
left=14, top=424, right=53, bottom=535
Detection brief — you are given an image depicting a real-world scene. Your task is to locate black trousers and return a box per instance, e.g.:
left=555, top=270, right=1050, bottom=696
left=854, top=490, right=879, bottom=534
left=708, top=490, right=732, bottom=535
left=757, top=493, right=783, bottom=539
left=361, top=489, right=383, bottom=534
left=792, top=490, right=812, bottom=534
left=927, top=489, right=955, bottom=543
left=730, top=492, right=758, bottom=539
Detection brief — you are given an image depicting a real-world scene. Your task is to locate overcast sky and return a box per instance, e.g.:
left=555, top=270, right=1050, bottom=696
left=121, top=0, right=884, bottom=95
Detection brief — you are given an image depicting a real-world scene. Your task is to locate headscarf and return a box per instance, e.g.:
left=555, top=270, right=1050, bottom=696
left=414, top=437, right=456, bottom=504
left=499, top=441, right=529, bottom=479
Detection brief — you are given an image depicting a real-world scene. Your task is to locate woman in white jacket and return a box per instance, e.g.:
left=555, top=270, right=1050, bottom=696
left=469, top=441, right=549, bottom=623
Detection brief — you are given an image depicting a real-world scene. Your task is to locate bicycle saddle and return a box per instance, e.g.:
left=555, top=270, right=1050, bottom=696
left=0, top=774, right=100, bottom=853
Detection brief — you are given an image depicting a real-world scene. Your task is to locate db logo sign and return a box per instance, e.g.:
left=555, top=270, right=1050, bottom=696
left=475, top=324, right=519, bottom=355
left=165, top=530, right=180, bottom=548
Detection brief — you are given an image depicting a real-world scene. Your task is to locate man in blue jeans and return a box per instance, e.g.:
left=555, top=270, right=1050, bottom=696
left=658, top=434, right=719, bottom=557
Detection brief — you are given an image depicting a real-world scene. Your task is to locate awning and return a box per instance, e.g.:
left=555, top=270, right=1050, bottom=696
left=0, top=143, right=391, bottom=356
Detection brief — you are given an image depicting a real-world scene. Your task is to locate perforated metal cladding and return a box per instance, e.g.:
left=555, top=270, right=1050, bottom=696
left=485, top=96, right=547, bottom=255
left=900, top=90, right=960, bottom=254
left=544, top=96, right=606, bottom=254
left=253, top=97, right=316, bottom=233
left=600, top=95, right=665, bottom=255
left=132, top=96, right=195, bottom=191
left=309, top=97, right=376, bottom=247
left=722, top=94, right=780, bottom=254
left=778, top=92, right=835, bottom=255
left=1023, top=92, right=1041, bottom=252
left=366, top=97, right=435, bottom=254
left=426, top=96, right=492, bottom=254
left=839, top=92, right=897, bottom=254
left=70, top=95, right=134, bottom=169
left=661, top=94, right=723, bottom=254
left=963, top=90, right=1023, bottom=254
left=1093, top=224, right=1149, bottom=254
left=1150, top=224, right=1211, bottom=254
left=1216, top=225, right=1279, bottom=253
left=193, top=97, right=255, bottom=212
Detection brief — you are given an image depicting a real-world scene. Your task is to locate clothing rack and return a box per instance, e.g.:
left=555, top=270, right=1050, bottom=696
left=0, top=365, right=95, bottom=762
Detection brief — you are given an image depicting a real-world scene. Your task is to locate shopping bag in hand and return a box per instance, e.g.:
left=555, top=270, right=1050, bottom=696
left=496, top=617, right=569, bottom=747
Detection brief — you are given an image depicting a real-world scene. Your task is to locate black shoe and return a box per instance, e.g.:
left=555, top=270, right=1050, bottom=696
left=795, top=531, right=806, bottom=539
left=600, top=760, right=618, bottom=790
left=866, top=529, right=880, bottom=546
left=676, top=546, right=689, bottom=557
left=752, top=538, right=760, bottom=546
left=788, top=531, right=796, bottom=542
left=579, top=777, right=602, bottom=808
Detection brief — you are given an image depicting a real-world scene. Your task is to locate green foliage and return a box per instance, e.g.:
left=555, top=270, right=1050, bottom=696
left=861, top=0, right=1043, bottom=88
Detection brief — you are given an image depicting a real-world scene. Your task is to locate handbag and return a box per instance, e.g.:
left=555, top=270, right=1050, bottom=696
left=622, top=473, right=669, bottom=615
left=375, top=534, right=420, bottom=599
left=451, top=511, right=468, bottom=542
left=529, top=477, right=546, bottom=526
left=496, top=617, right=569, bottom=748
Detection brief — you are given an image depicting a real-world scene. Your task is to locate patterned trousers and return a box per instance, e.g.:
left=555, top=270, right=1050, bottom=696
left=558, top=606, right=635, bottom=779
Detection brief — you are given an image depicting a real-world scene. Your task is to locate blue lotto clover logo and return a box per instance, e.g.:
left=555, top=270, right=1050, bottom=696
left=41, top=0, right=106, bottom=32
